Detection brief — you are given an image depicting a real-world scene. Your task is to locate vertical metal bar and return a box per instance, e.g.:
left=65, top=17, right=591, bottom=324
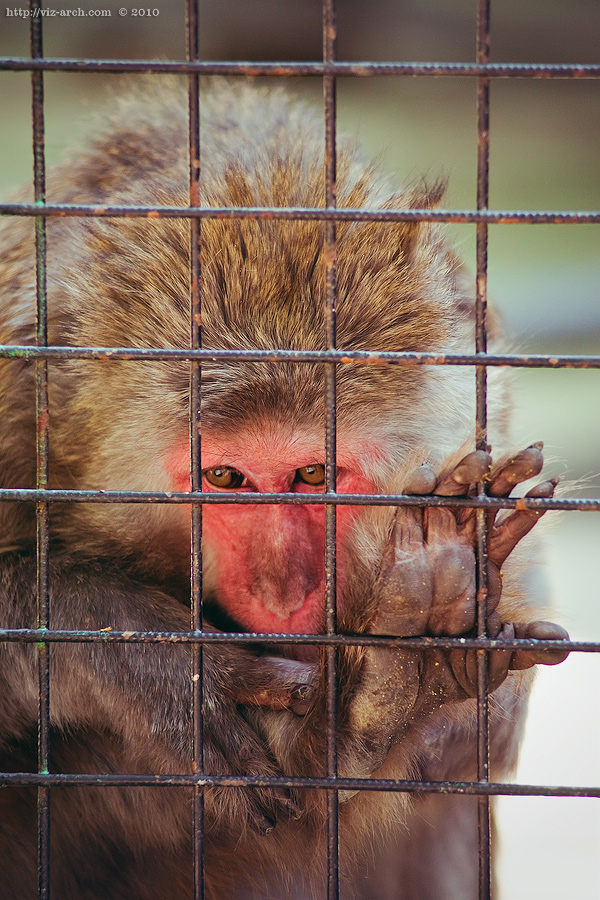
left=186, top=1, right=204, bottom=897
left=475, top=1, right=491, bottom=898
left=323, top=0, right=339, bottom=897
left=29, top=1, right=50, bottom=898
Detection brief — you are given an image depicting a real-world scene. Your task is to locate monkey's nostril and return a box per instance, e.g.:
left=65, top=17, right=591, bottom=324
left=259, top=583, right=311, bottom=618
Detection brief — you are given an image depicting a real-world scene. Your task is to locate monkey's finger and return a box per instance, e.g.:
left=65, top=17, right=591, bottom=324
left=237, top=684, right=315, bottom=714
left=248, top=773, right=305, bottom=826
left=249, top=809, right=277, bottom=835
left=484, top=443, right=544, bottom=533
left=425, top=507, right=461, bottom=544
left=487, top=622, right=514, bottom=691
left=428, top=543, right=476, bottom=634
left=404, top=463, right=437, bottom=496
left=238, top=658, right=317, bottom=715
left=385, top=505, right=424, bottom=561
left=395, top=465, right=437, bottom=550
left=426, top=453, right=491, bottom=542
left=289, top=684, right=317, bottom=715
left=510, top=621, right=570, bottom=670
left=286, top=789, right=306, bottom=820
left=373, top=502, right=433, bottom=637
left=266, top=787, right=304, bottom=822
left=377, top=507, right=424, bottom=581
left=447, top=629, right=513, bottom=698
left=485, top=565, right=504, bottom=617
left=488, top=479, right=558, bottom=568
left=246, top=785, right=303, bottom=832
left=447, top=647, right=477, bottom=697
left=487, top=443, right=544, bottom=498
left=433, top=450, right=492, bottom=497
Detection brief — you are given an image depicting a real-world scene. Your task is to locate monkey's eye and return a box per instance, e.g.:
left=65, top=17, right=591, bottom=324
left=295, top=464, right=326, bottom=486
left=204, top=467, right=246, bottom=489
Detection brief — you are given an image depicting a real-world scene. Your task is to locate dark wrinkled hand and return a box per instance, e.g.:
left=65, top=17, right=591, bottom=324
left=349, top=444, right=569, bottom=772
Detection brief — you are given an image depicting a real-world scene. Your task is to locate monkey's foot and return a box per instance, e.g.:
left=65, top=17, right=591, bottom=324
left=351, top=445, right=570, bottom=756
left=205, top=655, right=315, bottom=834
left=205, top=702, right=305, bottom=835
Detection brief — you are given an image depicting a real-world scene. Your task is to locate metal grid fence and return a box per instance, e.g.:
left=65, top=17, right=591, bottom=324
left=0, top=1, right=599, bottom=898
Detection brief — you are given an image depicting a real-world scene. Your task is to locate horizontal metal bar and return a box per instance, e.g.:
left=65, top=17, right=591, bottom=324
left=0, top=488, right=598, bottom=510
left=0, top=629, right=597, bottom=653
left=0, top=771, right=598, bottom=798
left=0, top=59, right=599, bottom=78
left=1, top=203, right=599, bottom=224
left=1, top=346, right=599, bottom=369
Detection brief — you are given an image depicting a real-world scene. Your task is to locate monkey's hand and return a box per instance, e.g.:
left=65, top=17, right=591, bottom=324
left=349, top=445, right=569, bottom=769
left=0, top=555, right=314, bottom=838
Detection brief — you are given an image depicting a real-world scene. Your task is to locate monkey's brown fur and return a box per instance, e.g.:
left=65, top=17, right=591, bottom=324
left=0, top=79, right=564, bottom=899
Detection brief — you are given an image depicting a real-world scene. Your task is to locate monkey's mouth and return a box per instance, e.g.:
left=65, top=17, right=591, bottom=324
left=203, top=597, right=321, bottom=662
left=202, top=598, right=248, bottom=634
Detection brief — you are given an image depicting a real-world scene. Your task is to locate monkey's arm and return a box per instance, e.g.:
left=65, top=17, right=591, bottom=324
left=347, top=446, right=569, bottom=770
left=0, top=554, right=311, bottom=833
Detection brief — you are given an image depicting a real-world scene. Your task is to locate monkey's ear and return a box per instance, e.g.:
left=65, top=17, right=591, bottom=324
left=403, top=178, right=447, bottom=210
left=384, top=177, right=447, bottom=256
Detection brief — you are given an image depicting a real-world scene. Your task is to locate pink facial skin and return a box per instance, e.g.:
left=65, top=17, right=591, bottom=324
left=165, top=428, right=380, bottom=637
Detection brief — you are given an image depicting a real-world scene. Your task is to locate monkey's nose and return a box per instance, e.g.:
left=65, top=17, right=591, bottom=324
left=251, top=562, right=321, bottom=619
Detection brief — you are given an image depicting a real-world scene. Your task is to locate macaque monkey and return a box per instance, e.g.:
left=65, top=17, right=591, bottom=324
left=0, top=79, right=569, bottom=899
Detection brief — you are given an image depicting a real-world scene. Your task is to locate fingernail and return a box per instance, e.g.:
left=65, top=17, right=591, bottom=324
left=258, top=815, right=275, bottom=835
left=291, top=684, right=314, bottom=702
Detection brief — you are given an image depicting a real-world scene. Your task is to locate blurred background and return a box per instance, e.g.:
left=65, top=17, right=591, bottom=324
left=1, top=2, right=599, bottom=897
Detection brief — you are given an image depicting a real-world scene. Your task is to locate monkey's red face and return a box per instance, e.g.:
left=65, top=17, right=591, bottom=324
left=167, top=428, right=379, bottom=637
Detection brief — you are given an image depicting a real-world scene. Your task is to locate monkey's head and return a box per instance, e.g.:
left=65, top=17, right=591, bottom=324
left=46, top=82, right=488, bottom=643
